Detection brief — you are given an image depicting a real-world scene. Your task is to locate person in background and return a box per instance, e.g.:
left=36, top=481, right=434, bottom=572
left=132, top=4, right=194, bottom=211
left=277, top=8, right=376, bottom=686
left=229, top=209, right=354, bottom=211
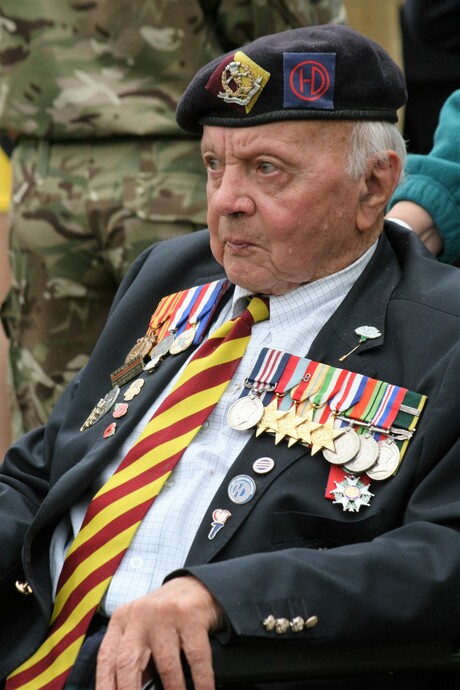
left=387, top=0, right=460, bottom=263
left=0, top=0, right=346, bottom=439
left=1, top=24, right=460, bottom=690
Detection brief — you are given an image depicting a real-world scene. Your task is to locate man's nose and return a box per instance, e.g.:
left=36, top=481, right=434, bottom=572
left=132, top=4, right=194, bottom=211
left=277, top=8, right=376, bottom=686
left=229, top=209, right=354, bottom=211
left=209, top=168, right=256, bottom=216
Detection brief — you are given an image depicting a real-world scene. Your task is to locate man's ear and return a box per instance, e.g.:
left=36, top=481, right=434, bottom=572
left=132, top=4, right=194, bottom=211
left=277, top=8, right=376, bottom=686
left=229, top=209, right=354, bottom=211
left=356, top=151, right=401, bottom=232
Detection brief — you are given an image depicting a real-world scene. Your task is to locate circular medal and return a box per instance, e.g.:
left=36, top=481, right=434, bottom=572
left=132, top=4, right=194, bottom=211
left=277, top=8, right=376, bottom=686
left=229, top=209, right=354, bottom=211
left=227, top=396, right=264, bottom=431
left=228, top=475, right=256, bottom=504
left=150, top=333, right=175, bottom=359
left=169, top=329, right=196, bottom=355
left=322, top=426, right=360, bottom=465
left=125, top=335, right=155, bottom=364
left=344, top=433, right=379, bottom=474
left=366, top=439, right=401, bottom=481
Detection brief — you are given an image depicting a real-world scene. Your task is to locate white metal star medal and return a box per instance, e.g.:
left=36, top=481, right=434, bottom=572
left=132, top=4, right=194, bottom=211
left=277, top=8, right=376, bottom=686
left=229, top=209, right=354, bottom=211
left=330, top=474, right=374, bottom=512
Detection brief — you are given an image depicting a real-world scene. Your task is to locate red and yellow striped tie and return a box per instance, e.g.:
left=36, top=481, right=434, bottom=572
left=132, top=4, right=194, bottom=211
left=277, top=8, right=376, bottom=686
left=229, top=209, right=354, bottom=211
left=7, top=295, right=269, bottom=690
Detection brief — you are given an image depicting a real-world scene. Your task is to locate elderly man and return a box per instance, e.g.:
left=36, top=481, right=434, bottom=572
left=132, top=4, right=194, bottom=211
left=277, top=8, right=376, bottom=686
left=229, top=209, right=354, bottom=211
left=1, top=24, right=460, bottom=690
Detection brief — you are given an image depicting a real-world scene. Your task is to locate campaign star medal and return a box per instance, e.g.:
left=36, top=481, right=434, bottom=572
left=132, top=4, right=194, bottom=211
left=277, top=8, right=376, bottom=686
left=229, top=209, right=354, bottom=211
left=309, top=418, right=345, bottom=455
left=330, top=474, right=374, bottom=512
left=295, top=407, right=322, bottom=446
left=256, top=399, right=280, bottom=437
left=339, top=325, right=382, bottom=362
left=274, top=407, right=302, bottom=445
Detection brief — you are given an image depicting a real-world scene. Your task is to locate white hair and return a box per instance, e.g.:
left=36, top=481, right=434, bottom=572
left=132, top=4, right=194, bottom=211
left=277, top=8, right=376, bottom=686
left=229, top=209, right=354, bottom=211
left=345, top=120, right=407, bottom=182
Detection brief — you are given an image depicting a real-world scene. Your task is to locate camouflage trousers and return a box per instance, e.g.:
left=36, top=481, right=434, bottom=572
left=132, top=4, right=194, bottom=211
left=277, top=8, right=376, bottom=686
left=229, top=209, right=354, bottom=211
left=1, top=136, right=208, bottom=439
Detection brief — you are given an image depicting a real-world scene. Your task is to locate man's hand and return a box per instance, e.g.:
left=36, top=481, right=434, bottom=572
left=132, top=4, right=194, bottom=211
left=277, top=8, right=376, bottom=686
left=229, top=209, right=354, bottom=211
left=96, top=575, right=224, bottom=690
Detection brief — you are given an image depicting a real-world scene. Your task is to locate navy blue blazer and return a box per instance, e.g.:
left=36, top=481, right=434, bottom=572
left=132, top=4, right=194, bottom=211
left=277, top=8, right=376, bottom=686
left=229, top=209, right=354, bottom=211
left=1, top=222, right=460, bottom=684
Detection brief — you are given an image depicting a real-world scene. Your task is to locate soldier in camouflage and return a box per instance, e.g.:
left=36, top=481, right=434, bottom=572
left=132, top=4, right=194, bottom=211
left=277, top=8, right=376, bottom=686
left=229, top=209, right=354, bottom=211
left=0, top=0, right=346, bottom=439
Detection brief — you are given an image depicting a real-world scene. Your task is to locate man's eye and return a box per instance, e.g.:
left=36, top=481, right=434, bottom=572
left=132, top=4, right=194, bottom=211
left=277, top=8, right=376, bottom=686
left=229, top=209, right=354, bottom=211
left=258, top=161, right=277, bottom=174
left=204, top=157, right=220, bottom=171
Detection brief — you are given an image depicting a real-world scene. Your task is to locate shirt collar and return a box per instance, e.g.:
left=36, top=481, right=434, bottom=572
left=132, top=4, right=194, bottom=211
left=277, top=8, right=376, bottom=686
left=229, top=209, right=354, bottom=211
left=230, top=242, right=377, bottom=325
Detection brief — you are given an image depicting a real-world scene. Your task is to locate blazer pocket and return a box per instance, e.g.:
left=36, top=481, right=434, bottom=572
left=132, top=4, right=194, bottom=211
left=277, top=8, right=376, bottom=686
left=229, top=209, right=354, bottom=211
left=271, top=510, right=385, bottom=549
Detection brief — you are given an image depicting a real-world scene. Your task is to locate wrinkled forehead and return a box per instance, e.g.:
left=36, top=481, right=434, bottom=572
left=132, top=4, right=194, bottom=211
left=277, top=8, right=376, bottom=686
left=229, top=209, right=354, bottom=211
left=200, top=119, right=352, bottom=155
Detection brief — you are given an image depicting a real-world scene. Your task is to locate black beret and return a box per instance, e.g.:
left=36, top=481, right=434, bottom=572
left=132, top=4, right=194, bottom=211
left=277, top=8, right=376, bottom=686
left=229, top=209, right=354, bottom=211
left=176, top=25, right=407, bottom=134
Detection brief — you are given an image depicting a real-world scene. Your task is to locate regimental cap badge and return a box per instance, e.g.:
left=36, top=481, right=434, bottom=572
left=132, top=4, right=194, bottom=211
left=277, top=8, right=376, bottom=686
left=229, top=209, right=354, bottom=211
left=206, top=50, right=270, bottom=115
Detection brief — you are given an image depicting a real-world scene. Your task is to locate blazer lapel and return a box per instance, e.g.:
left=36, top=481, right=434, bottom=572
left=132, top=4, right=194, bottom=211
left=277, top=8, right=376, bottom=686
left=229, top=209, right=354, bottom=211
left=308, top=233, right=401, bottom=374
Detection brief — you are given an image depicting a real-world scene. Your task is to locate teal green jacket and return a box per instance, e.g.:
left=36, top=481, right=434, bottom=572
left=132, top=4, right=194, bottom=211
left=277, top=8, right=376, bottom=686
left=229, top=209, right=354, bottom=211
left=389, top=89, right=460, bottom=264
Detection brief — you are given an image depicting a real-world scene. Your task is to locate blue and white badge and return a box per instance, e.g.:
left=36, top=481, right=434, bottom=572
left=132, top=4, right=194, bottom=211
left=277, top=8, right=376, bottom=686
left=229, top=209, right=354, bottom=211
left=253, top=457, right=275, bottom=474
left=228, top=475, right=256, bottom=504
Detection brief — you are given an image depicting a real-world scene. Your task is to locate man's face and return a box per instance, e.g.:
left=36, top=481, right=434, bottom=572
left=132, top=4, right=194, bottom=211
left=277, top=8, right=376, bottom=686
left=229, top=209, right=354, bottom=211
left=202, top=120, right=371, bottom=296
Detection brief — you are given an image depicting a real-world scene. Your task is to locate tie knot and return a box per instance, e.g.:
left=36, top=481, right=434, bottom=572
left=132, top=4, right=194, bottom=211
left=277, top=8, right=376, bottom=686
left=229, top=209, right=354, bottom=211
left=243, top=295, right=270, bottom=325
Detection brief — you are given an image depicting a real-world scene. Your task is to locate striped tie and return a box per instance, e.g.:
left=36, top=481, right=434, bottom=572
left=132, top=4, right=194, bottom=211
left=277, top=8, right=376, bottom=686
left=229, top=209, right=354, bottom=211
left=7, top=295, right=269, bottom=690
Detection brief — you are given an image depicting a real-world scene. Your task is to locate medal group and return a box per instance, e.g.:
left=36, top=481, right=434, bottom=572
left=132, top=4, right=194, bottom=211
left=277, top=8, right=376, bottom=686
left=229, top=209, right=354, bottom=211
left=227, top=346, right=427, bottom=511
left=80, top=280, right=427, bottom=514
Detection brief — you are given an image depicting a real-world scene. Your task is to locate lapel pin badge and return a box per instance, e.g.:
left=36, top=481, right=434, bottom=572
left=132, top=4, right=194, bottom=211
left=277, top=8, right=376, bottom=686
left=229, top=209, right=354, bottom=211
left=208, top=509, right=232, bottom=540
left=339, top=326, right=382, bottom=362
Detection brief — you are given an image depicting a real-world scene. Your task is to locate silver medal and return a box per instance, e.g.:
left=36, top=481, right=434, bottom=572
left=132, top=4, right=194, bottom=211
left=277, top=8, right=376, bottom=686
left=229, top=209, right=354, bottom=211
left=169, top=328, right=196, bottom=355
left=149, top=333, right=175, bottom=359
left=322, top=426, right=360, bottom=465
left=227, top=395, right=264, bottom=431
left=366, top=439, right=401, bottom=481
left=344, top=432, right=379, bottom=474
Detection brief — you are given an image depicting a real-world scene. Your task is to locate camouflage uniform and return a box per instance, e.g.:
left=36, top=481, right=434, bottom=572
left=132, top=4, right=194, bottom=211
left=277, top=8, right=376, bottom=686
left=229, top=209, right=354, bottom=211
left=0, top=0, right=346, bottom=438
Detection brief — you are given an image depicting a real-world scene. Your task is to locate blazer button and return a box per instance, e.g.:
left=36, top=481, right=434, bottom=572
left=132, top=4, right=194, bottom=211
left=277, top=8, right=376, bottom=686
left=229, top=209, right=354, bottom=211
left=15, top=580, right=33, bottom=595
